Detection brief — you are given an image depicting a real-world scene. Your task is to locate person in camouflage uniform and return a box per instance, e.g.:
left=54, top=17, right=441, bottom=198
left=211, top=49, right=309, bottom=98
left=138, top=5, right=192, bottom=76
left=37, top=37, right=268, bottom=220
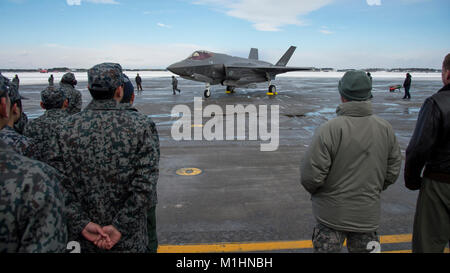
left=119, top=74, right=137, bottom=111
left=0, top=78, right=68, bottom=253
left=60, top=72, right=82, bottom=114
left=0, top=76, right=36, bottom=157
left=48, top=63, right=160, bottom=253
left=120, top=74, right=160, bottom=253
left=13, top=111, right=28, bottom=135
left=24, top=86, right=70, bottom=163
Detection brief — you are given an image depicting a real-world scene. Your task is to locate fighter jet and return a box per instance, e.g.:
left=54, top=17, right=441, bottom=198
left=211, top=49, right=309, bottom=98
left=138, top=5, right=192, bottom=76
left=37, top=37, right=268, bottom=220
left=167, top=46, right=312, bottom=98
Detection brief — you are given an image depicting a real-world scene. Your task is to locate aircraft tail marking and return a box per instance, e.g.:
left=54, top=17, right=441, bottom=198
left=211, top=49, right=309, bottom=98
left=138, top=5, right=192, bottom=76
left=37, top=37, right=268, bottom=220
left=275, top=46, right=296, bottom=66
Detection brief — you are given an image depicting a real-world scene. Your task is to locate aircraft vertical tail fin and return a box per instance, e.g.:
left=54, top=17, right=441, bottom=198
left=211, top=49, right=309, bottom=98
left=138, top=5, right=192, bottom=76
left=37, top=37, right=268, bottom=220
left=275, top=46, right=296, bottom=66
left=249, top=48, right=258, bottom=60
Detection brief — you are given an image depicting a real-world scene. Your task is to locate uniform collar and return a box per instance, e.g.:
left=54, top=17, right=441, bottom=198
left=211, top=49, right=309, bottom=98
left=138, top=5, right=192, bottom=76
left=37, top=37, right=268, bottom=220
left=336, top=100, right=373, bottom=117
left=85, top=99, right=120, bottom=110
left=1, top=125, right=15, bottom=132
left=118, top=103, right=138, bottom=111
left=438, top=84, right=450, bottom=93
left=45, top=108, right=70, bottom=117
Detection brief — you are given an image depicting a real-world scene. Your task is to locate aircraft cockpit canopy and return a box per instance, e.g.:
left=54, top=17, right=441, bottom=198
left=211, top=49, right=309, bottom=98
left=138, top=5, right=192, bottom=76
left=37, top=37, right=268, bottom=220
left=189, top=51, right=213, bottom=61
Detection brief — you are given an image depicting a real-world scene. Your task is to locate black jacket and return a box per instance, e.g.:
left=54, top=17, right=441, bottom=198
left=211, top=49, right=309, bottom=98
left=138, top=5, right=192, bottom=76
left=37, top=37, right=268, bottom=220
left=135, top=76, right=142, bottom=84
left=403, top=76, right=411, bottom=88
left=405, top=84, right=450, bottom=190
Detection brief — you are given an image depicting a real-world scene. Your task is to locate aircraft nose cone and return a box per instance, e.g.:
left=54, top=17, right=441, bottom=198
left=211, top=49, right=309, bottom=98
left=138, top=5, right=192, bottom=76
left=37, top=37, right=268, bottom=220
left=167, top=63, right=185, bottom=76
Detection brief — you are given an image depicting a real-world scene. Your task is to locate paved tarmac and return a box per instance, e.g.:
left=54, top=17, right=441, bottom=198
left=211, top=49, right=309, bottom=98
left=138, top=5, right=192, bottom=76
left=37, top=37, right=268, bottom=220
left=19, top=73, right=446, bottom=253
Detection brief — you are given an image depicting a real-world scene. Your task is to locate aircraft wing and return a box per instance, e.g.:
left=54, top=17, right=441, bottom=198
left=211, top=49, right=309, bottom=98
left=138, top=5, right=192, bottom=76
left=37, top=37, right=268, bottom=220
left=225, top=65, right=313, bottom=78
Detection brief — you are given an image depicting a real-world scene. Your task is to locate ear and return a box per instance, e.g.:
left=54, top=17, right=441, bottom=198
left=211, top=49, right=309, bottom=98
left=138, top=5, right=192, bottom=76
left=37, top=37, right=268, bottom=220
left=130, top=92, right=135, bottom=104
left=0, top=97, right=9, bottom=119
left=113, top=85, right=124, bottom=102
left=40, top=101, right=46, bottom=110
left=11, top=103, right=19, bottom=116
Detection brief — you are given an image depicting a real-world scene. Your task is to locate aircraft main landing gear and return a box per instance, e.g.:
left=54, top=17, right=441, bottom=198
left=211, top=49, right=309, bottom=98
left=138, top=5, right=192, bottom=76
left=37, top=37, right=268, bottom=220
left=225, top=86, right=235, bottom=94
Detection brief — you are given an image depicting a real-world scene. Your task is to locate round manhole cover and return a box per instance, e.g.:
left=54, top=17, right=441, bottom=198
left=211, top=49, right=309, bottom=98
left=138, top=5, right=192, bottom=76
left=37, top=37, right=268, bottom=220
left=176, top=168, right=202, bottom=176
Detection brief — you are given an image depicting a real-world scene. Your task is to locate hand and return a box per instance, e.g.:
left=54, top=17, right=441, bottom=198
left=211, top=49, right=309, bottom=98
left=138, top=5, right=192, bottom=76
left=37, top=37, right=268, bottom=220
left=95, top=225, right=122, bottom=250
left=82, top=222, right=110, bottom=244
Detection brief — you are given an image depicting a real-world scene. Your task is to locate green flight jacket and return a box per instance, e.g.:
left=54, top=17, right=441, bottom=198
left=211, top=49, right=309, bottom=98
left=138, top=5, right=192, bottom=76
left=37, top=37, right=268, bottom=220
left=300, top=101, right=402, bottom=232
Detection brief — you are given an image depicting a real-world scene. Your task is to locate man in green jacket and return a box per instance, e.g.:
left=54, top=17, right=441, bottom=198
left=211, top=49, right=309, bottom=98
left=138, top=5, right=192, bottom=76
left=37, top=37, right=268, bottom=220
left=300, top=70, right=402, bottom=253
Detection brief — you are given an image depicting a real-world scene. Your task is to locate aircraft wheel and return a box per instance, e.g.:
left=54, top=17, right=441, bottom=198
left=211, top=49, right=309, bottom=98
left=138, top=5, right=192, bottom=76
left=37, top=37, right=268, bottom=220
left=226, top=86, right=234, bottom=94
left=267, top=85, right=277, bottom=95
left=204, top=89, right=211, bottom=98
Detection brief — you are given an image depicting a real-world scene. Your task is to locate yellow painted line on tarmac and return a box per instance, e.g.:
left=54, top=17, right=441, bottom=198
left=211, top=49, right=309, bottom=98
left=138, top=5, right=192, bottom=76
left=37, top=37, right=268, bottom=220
left=158, top=240, right=313, bottom=253
left=379, top=234, right=412, bottom=244
left=191, top=124, right=204, bottom=128
left=158, top=233, right=419, bottom=253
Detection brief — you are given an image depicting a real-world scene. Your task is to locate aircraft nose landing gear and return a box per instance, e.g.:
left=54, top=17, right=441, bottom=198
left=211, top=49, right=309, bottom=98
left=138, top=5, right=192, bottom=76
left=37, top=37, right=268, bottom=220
left=266, top=81, right=278, bottom=96
left=204, top=83, right=211, bottom=98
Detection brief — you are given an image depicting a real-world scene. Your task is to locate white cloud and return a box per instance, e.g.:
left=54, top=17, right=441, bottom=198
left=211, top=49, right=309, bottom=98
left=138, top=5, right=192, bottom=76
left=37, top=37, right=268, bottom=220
left=194, top=0, right=334, bottom=31
left=0, top=43, right=211, bottom=69
left=66, top=0, right=119, bottom=6
left=366, top=0, right=381, bottom=6
left=320, top=29, right=333, bottom=34
left=67, top=0, right=81, bottom=5
left=157, top=23, right=172, bottom=29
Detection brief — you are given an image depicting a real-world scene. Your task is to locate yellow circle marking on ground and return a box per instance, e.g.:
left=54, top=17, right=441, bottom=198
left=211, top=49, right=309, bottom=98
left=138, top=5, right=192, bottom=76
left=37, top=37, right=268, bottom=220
left=176, top=168, right=202, bottom=176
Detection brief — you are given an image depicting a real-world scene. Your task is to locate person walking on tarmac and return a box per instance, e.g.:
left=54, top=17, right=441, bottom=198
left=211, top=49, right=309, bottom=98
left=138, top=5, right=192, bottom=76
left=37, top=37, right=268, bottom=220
left=172, top=76, right=180, bottom=95
left=403, top=73, right=412, bottom=99
left=404, top=53, right=450, bottom=253
left=12, top=75, right=19, bottom=87
left=300, top=70, right=402, bottom=253
left=48, top=74, right=54, bottom=86
left=135, top=73, right=143, bottom=93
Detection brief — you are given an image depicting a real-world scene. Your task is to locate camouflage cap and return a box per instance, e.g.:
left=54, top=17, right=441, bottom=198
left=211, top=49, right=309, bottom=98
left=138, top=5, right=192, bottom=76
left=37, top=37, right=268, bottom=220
left=41, top=86, right=67, bottom=109
left=61, top=72, right=77, bottom=84
left=8, top=81, right=26, bottom=102
left=121, top=74, right=134, bottom=103
left=88, top=63, right=124, bottom=92
left=0, top=74, right=10, bottom=97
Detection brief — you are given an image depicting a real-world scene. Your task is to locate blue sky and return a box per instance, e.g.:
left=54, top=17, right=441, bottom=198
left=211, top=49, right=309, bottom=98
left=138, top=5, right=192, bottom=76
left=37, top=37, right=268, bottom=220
left=0, top=0, right=449, bottom=69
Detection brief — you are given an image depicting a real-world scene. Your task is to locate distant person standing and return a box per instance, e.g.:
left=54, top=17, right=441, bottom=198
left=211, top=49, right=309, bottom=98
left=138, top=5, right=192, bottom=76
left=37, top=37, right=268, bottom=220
left=135, top=73, right=143, bottom=93
left=48, top=74, right=54, bottom=86
left=172, top=76, right=180, bottom=95
left=403, top=73, right=412, bottom=99
left=12, top=75, right=19, bottom=87
left=404, top=53, right=450, bottom=253
left=60, top=72, right=82, bottom=114
left=366, top=72, right=372, bottom=82
left=300, top=70, right=402, bottom=253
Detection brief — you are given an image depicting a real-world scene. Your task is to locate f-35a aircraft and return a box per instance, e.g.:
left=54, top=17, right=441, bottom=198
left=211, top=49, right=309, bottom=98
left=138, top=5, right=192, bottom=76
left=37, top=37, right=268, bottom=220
left=167, top=46, right=312, bottom=98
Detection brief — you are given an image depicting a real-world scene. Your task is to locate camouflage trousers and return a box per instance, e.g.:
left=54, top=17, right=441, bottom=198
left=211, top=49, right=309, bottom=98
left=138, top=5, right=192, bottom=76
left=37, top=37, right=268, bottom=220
left=312, top=223, right=380, bottom=253
left=147, top=206, right=158, bottom=253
